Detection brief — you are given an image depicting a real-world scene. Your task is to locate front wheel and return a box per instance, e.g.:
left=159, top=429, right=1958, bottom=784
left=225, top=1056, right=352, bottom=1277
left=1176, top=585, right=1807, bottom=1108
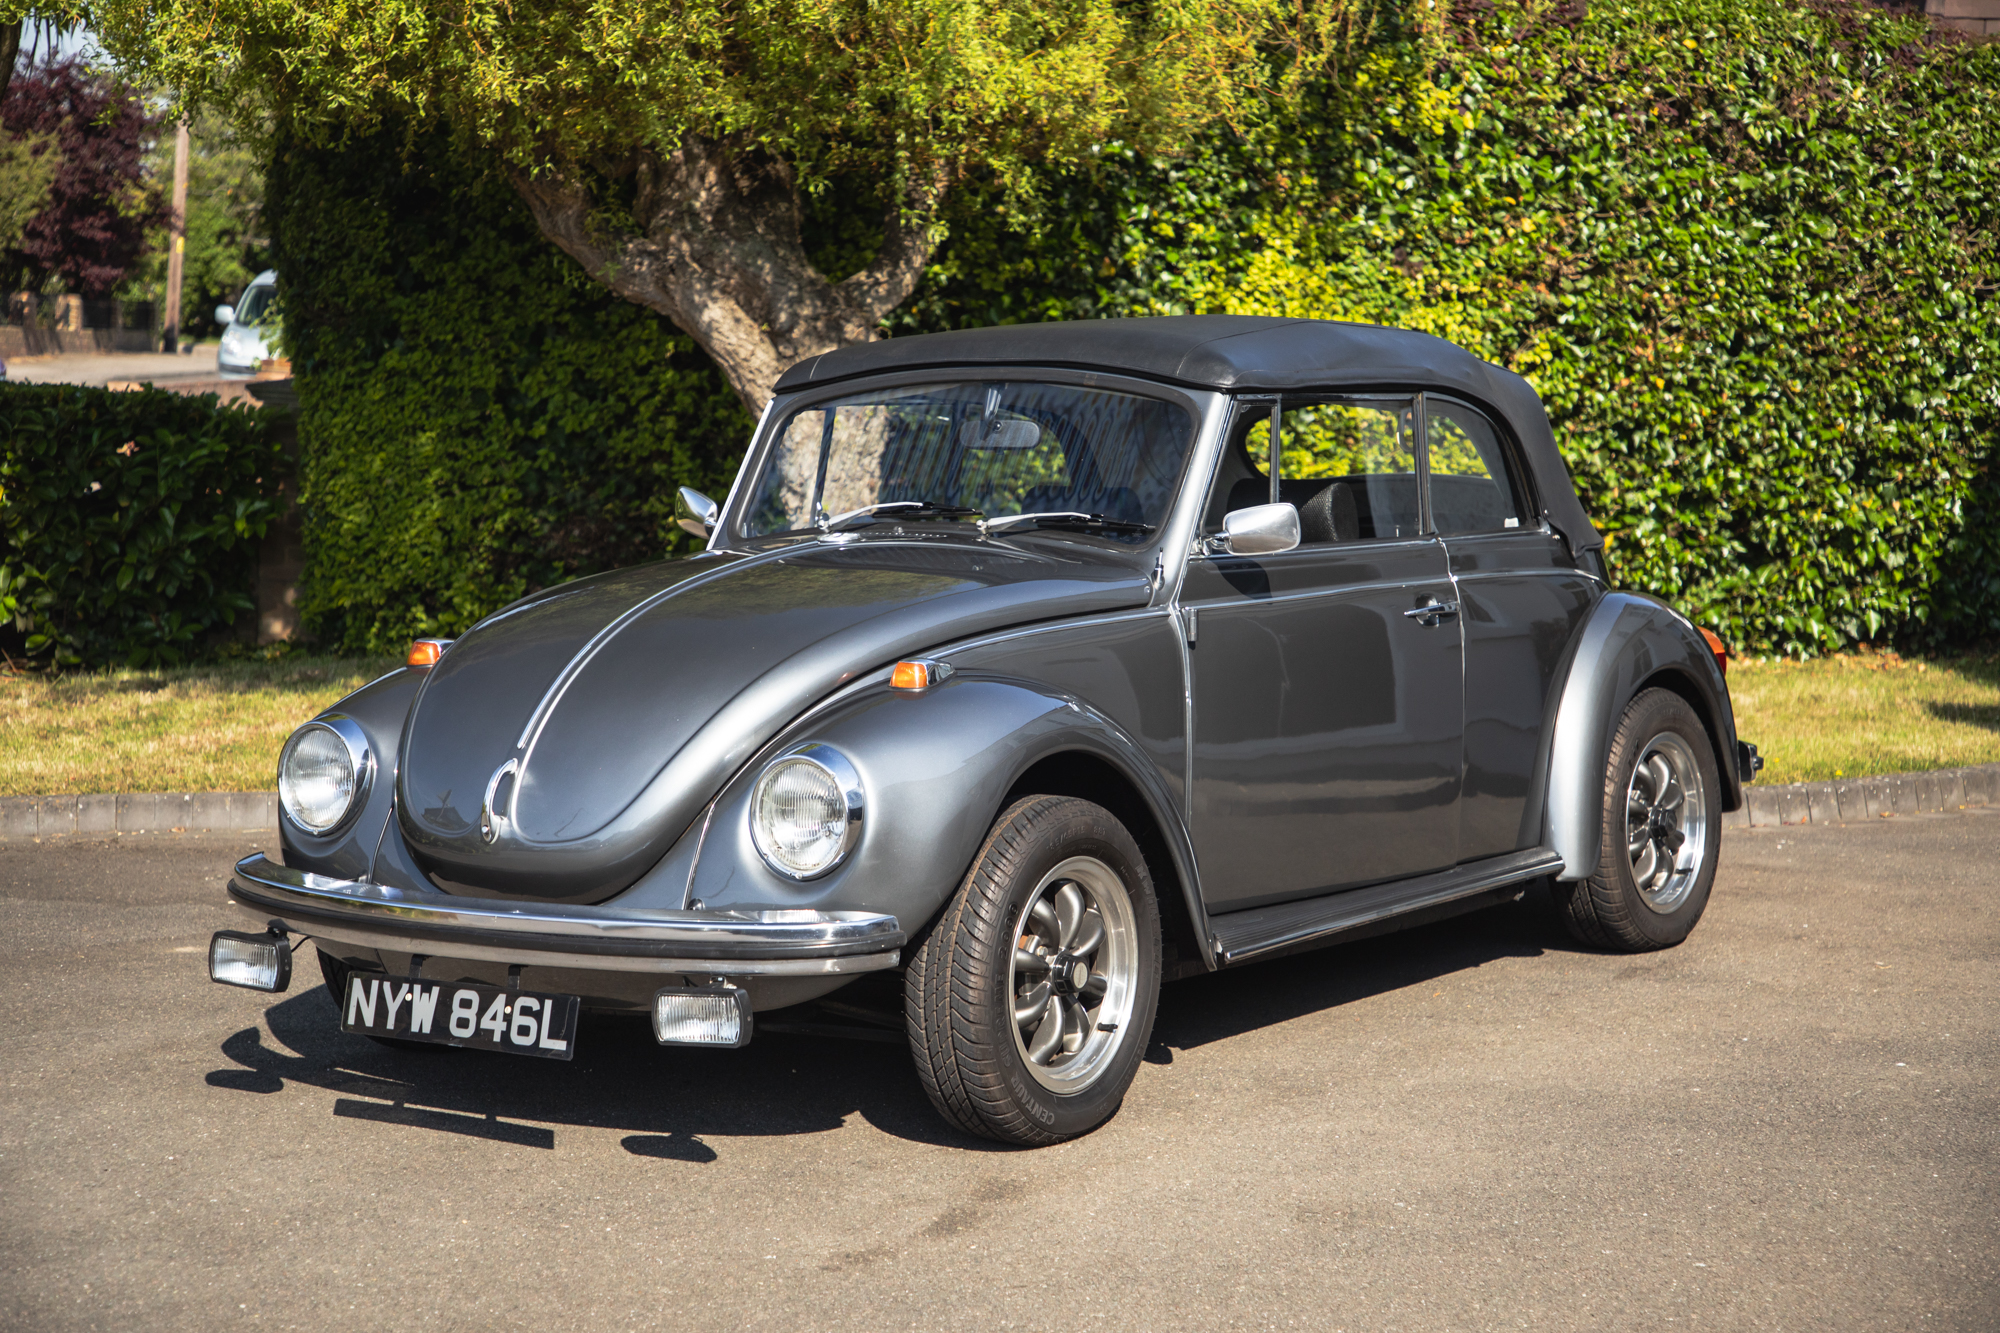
left=905, top=796, right=1161, bottom=1145
left=1555, top=687, right=1723, bottom=951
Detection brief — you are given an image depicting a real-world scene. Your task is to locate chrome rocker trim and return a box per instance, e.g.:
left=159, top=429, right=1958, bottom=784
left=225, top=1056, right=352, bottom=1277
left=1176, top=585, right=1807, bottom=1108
left=228, top=854, right=904, bottom=976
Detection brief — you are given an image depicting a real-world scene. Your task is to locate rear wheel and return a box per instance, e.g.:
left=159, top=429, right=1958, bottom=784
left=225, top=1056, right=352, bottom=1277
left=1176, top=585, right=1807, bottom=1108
left=1555, top=688, right=1722, bottom=951
left=906, top=796, right=1161, bottom=1145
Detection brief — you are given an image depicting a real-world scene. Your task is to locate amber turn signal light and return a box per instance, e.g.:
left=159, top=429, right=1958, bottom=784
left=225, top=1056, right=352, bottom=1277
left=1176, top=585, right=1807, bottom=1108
left=407, top=638, right=453, bottom=668
left=890, top=659, right=954, bottom=691
left=1698, top=627, right=1727, bottom=677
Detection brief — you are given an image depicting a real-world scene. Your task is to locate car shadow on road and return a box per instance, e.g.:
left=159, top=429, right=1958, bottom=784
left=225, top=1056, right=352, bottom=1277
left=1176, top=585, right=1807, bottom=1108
left=207, top=990, right=973, bottom=1155
left=202, top=891, right=1582, bottom=1155
left=1150, top=885, right=1573, bottom=1059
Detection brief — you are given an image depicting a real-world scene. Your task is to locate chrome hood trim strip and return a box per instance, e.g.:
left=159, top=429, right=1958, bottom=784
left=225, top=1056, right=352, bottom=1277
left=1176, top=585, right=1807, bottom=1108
left=512, top=544, right=802, bottom=755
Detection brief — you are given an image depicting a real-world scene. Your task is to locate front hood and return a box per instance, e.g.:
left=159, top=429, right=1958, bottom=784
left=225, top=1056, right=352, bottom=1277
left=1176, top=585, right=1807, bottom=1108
left=396, top=536, right=1151, bottom=901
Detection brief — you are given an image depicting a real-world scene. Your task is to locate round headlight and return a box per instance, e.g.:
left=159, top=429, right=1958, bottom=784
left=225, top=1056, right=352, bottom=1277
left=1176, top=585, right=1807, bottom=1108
left=278, top=717, right=372, bottom=834
left=750, top=745, right=863, bottom=880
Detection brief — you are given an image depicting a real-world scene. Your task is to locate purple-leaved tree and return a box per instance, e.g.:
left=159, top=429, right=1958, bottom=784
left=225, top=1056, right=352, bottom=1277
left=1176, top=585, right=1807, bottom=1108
left=3, top=58, right=164, bottom=297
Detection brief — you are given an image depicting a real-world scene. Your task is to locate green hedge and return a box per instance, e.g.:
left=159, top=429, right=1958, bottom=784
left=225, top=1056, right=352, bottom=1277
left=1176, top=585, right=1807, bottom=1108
left=274, top=0, right=2000, bottom=657
left=903, top=0, right=2000, bottom=655
left=266, top=128, right=753, bottom=656
left=0, top=383, right=289, bottom=667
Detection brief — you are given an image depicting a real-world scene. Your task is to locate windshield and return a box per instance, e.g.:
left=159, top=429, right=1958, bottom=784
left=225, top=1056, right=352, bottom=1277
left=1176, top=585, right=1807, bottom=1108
left=741, top=381, right=1195, bottom=543
left=235, top=283, right=278, bottom=326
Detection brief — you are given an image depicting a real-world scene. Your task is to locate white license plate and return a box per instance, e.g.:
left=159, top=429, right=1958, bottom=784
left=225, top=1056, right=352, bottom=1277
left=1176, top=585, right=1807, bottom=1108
left=340, top=974, right=578, bottom=1061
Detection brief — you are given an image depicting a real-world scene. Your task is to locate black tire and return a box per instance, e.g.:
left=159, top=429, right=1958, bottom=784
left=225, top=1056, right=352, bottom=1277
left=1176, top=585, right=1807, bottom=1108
left=905, top=796, right=1162, bottom=1146
left=315, top=949, right=455, bottom=1054
left=1554, top=687, right=1722, bottom=952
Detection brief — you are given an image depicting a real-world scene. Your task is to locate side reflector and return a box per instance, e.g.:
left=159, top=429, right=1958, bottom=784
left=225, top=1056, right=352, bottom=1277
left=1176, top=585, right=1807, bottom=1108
left=209, top=929, right=292, bottom=992
left=890, top=659, right=954, bottom=691
left=407, top=638, right=453, bottom=667
left=653, top=986, right=753, bottom=1047
left=1698, top=627, right=1727, bottom=677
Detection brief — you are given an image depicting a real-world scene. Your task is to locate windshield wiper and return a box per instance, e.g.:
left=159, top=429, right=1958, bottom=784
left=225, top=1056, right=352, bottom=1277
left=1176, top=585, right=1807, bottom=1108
left=822, top=500, right=985, bottom=532
left=981, top=511, right=1156, bottom=536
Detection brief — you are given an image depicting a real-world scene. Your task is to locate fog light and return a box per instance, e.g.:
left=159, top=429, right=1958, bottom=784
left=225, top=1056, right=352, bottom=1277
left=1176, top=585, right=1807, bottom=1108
left=209, top=929, right=292, bottom=992
left=652, top=986, right=752, bottom=1048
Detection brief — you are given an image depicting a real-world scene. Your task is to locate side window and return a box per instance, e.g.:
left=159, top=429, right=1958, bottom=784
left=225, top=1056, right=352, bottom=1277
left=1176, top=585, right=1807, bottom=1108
left=1212, top=400, right=1421, bottom=544
left=1283, top=400, right=1422, bottom=542
left=1426, top=400, right=1523, bottom=535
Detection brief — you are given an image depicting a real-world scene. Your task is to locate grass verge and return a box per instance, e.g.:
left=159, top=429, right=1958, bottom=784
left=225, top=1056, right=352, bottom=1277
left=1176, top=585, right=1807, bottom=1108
left=0, top=647, right=1994, bottom=796
left=0, top=655, right=400, bottom=796
left=1727, top=650, right=2000, bottom=785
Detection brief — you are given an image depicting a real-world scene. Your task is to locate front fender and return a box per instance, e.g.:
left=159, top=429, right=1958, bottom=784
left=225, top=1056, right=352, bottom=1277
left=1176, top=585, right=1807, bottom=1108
left=1546, top=593, right=1741, bottom=880
left=681, top=673, right=1193, bottom=941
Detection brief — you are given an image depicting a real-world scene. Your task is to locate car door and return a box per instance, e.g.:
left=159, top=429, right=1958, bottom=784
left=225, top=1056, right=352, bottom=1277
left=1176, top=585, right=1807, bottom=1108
left=1426, top=396, right=1598, bottom=862
left=1183, top=397, right=1465, bottom=914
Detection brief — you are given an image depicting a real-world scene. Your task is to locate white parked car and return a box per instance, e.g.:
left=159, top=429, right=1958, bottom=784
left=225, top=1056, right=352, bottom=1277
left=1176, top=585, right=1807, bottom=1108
left=215, top=270, right=278, bottom=376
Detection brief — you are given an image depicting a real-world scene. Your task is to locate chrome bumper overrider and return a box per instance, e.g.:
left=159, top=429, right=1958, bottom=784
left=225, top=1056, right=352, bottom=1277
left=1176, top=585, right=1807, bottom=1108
left=227, top=854, right=904, bottom=975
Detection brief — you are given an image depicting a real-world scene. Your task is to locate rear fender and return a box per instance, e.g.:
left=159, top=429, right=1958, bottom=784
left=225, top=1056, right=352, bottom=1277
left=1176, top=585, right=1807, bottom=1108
left=1547, top=593, right=1741, bottom=880
left=681, top=674, right=1203, bottom=949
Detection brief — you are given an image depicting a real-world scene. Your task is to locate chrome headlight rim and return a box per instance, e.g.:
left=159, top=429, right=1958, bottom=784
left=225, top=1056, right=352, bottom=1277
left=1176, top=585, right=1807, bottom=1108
left=749, top=743, right=864, bottom=882
left=277, top=714, right=375, bottom=837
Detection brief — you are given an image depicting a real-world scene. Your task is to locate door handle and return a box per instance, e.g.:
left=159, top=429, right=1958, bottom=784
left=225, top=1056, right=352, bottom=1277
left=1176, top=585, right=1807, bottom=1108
left=1402, top=599, right=1459, bottom=626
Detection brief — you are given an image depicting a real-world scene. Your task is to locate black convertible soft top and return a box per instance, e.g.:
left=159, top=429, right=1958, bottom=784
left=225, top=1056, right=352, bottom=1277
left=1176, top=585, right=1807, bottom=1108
left=774, top=315, right=1603, bottom=556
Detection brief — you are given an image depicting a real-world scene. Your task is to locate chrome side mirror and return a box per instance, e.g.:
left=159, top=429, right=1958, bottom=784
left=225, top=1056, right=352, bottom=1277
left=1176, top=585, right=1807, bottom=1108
left=1221, top=502, right=1300, bottom=556
left=675, top=486, right=721, bottom=539
left=214, top=304, right=236, bottom=326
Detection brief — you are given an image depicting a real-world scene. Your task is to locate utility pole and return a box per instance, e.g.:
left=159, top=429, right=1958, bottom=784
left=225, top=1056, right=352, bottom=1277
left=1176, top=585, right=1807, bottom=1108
left=162, top=120, right=190, bottom=353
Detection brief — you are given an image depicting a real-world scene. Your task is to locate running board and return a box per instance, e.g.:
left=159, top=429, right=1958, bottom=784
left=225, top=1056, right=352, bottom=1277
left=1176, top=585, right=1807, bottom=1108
left=1208, top=847, right=1565, bottom=967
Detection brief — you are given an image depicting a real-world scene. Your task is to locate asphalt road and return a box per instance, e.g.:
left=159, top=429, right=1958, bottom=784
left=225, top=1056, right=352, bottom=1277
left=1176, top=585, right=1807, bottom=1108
left=4, top=348, right=224, bottom=387
left=2, top=814, right=1995, bottom=1331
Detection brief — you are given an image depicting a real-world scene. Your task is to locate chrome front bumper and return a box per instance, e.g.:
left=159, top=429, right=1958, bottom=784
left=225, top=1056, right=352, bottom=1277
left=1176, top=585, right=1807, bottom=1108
left=228, top=854, right=904, bottom=976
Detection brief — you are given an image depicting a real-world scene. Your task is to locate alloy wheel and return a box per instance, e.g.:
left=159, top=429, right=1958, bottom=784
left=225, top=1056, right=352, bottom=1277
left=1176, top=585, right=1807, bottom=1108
left=1007, top=855, right=1139, bottom=1093
left=1625, top=731, right=1711, bottom=914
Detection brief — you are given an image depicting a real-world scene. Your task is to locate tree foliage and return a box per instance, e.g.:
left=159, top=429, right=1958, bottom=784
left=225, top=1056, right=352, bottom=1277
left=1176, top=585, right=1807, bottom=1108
left=227, top=0, right=1999, bottom=658
left=265, top=125, right=751, bottom=654
left=82, top=0, right=1359, bottom=409
left=1, top=57, right=164, bottom=296
left=0, top=382, right=290, bottom=667
left=89, top=0, right=1345, bottom=191
left=0, top=122, right=54, bottom=252
left=904, top=0, right=2000, bottom=655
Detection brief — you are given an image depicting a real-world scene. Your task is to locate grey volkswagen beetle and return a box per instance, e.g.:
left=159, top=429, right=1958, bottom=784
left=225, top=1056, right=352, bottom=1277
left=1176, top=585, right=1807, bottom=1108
left=210, top=316, right=1759, bottom=1145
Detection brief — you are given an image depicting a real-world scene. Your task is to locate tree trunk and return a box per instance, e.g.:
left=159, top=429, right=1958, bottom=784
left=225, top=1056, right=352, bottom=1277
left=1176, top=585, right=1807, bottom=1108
left=0, top=22, right=21, bottom=105
left=511, top=137, right=934, bottom=416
